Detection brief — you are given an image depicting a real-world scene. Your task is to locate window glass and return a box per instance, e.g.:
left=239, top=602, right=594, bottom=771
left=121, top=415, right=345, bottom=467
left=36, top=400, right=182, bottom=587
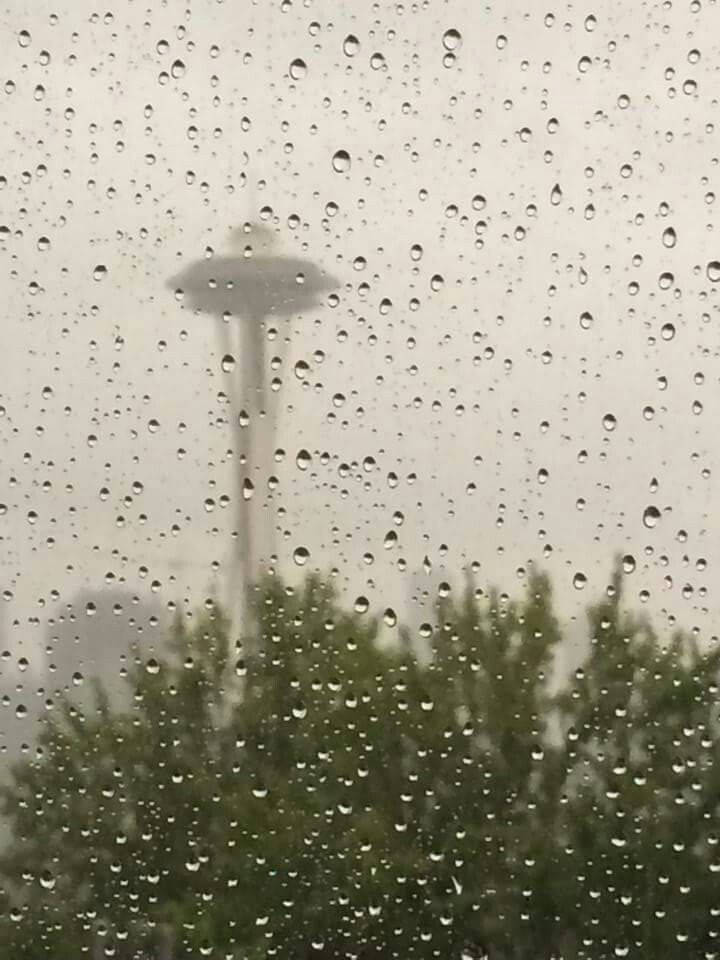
left=1, top=2, right=719, bottom=959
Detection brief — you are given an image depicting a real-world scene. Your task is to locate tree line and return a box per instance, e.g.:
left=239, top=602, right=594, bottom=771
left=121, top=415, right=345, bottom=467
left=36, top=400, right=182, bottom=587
left=1, top=561, right=718, bottom=959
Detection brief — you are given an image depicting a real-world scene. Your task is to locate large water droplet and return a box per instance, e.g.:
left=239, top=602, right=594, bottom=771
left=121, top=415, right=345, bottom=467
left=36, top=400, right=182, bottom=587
left=289, top=58, right=307, bottom=80
left=332, top=150, right=351, bottom=173
left=293, top=546, right=310, bottom=566
left=707, top=260, right=720, bottom=282
left=442, top=28, right=462, bottom=51
left=343, top=34, right=360, bottom=56
left=643, top=505, right=661, bottom=529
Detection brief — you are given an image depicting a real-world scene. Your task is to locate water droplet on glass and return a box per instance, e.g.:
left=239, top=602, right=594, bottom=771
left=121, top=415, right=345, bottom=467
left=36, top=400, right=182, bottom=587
left=707, top=260, right=720, bottom=282
left=343, top=34, right=360, bottom=56
left=602, top=413, right=617, bottom=431
left=18, top=29, right=31, bottom=47
left=289, top=58, right=307, bottom=79
left=221, top=354, right=235, bottom=372
left=171, top=59, right=186, bottom=78
left=643, top=505, right=661, bottom=529
left=293, top=546, right=310, bottom=566
left=662, top=226, right=677, bottom=248
left=442, top=28, right=462, bottom=51
left=93, top=264, right=108, bottom=281
left=573, top=572, right=587, bottom=590
left=354, top=596, right=370, bottom=614
left=332, top=150, right=351, bottom=173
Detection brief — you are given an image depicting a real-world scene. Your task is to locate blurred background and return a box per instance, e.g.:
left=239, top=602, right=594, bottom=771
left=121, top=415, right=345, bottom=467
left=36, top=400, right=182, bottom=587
left=1, top=0, right=719, bottom=794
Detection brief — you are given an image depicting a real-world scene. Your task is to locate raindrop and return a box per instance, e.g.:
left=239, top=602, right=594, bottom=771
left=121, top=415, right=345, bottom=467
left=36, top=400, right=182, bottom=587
left=289, top=58, right=307, bottom=80
left=660, top=322, right=676, bottom=341
left=18, top=29, right=31, bottom=47
left=643, top=505, right=661, bottom=529
left=442, top=28, right=462, bottom=51
left=242, top=479, right=255, bottom=501
left=343, top=34, right=360, bottom=57
left=221, top=354, right=235, bottom=372
left=296, top=449, right=312, bottom=470
left=293, top=546, right=310, bottom=566
left=579, top=311, right=593, bottom=330
left=622, top=554, right=636, bottom=573
left=332, top=150, right=351, bottom=173
left=550, top=183, right=563, bottom=205
left=171, top=59, right=186, bottom=78
left=662, top=226, right=677, bottom=248
left=573, top=572, right=587, bottom=590
left=707, top=260, right=720, bottom=282
left=602, top=413, right=617, bottom=431
left=93, top=264, right=108, bottom=281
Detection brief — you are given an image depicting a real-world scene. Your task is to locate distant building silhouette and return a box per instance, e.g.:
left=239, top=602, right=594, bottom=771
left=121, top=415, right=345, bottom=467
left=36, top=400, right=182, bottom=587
left=167, top=222, right=339, bottom=617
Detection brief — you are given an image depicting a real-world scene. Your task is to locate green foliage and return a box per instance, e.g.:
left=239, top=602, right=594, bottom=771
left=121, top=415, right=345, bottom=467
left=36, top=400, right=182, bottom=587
left=0, top=563, right=718, bottom=960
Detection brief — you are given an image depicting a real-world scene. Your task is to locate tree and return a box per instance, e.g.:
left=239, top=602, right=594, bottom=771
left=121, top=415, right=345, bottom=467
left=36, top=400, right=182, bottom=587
left=0, top=563, right=718, bottom=960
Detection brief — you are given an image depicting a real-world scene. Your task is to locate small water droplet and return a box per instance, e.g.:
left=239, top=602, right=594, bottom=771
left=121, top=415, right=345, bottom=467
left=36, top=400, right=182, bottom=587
left=18, top=29, right=31, bottom=48
left=221, top=353, right=235, bottom=372
left=573, top=572, right=587, bottom=590
left=93, top=264, right=108, bottom=281
left=289, top=58, right=307, bottom=80
left=171, top=59, right=186, bottom=78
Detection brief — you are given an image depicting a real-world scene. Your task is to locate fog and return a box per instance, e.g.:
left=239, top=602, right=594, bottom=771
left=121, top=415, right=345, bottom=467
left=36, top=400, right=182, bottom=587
left=2, top=0, right=719, bottom=755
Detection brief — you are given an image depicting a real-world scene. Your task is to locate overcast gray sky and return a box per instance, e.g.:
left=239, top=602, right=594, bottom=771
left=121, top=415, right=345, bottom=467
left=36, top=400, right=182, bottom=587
left=2, top=0, right=720, bottom=720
